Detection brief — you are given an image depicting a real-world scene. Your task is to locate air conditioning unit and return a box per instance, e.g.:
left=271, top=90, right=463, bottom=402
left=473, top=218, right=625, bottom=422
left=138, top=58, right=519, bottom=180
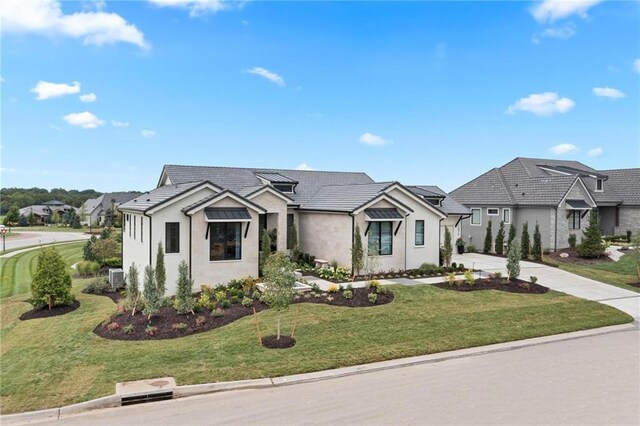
left=109, top=268, right=124, bottom=291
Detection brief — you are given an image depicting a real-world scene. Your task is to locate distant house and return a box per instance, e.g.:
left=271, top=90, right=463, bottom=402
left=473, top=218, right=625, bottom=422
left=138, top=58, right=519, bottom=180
left=119, top=165, right=467, bottom=295
left=450, top=157, right=640, bottom=252
left=83, top=192, right=141, bottom=226
left=18, top=200, right=75, bottom=225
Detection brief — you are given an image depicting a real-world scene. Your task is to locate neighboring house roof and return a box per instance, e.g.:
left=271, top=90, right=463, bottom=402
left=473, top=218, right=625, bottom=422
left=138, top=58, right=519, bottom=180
left=159, top=164, right=374, bottom=205
left=451, top=157, right=632, bottom=207
left=84, top=192, right=142, bottom=215
left=42, top=200, right=66, bottom=206
left=119, top=182, right=206, bottom=212
left=408, top=185, right=470, bottom=215
left=599, top=168, right=640, bottom=206
left=19, top=203, right=73, bottom=217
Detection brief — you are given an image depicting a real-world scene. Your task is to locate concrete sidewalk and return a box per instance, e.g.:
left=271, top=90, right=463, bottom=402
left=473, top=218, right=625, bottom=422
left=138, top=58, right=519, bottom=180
left=453, top=252, right=640, bottom=319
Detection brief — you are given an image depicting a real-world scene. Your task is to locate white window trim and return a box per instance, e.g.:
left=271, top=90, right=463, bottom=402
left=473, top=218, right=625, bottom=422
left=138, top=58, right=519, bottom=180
left=502, top=208, right=511, bottom=224
left=470, top=208, right=482, bottom=226
left=595, top=179, right=604, bottom=192
left=487, top=208, right=499, bottom=216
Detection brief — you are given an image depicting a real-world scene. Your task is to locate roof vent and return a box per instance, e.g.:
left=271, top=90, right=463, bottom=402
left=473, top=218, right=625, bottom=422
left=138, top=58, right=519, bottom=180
left=147, top=199, right=151, bottom=202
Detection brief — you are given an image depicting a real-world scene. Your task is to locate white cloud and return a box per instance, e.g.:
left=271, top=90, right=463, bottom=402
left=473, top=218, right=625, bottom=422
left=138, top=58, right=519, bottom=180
left=592, top=87, right=625, bottom=99
left=79, top=92, right=97, bottom=102
left=1, top=0, right=147, bottom=48
left=63, top=111, right=105, bottom=128
left=588, top=147, right=603, bottom=157
left=141, top=129, right=156, bottom=138
left=633, top=59, right=640, bottom=74
left=0, top=167, right=17, bottom=173
left=111, top=120, right=130, bottom=127
left=246, top=67, right=285, bottom=87
left=148, top=0, right=234, bottom=17
left=507, top=92, right=575, bottom=116
left=530, top=0, right=602, bottom=23
left=31, top=80, right=81, bottom=100
left=549, top=143, right=579, bottom=155
left=533, top=23, right=576, bottom=43
left=295, top=162, right=314, bottom=171
left=359, top=132, right=389, bottom=147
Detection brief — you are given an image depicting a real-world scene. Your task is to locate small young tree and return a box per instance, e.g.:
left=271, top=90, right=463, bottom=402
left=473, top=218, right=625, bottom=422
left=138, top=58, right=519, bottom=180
left=483, top=220, right=493, bottom=253
left=83, top=235, right=97, bottom=261
left=142, top=265, right=161, bottom=320
left=262, top=252, right=296, bottom=340
left=632, top=234, right=640, bottom=282
left=91, top=238, right=119, bottom=265
left=3, top=205, right=20, bottom=226
left=155, top=242, right=166, bottom=297
left=100, top=227, right=111, bottom=240
left=79, top=204, right=88, bottom=225
left=532, top=223, right=543, bottom=261
left=506, top=238, right=521, bottom=281
left=125, top=262, right=141, bottom=313
left=30, top=247, right=73, bottom=309
left=50, top=211, right=61, bottom=225
left=507, top=223, right=516, bottom=247
left=103, top=201, right=116, bottom=228
left=27, top=211, right=36, bottom=226
left=289, top=222, right=299, bottom=261
left=521, top=222, right=530, bottom=260
left=495, top=221, right=505, bottom=256
left=443, top=227, right=453, bottom=267
left=18, top=215, right=28, bottom=227
left=260, top=228, right=272, bottom=275
left=577, top=210, right=606, bottom=258
left=351, top=223, right=364, bottom=278
left=174, top=261, right=195, bottom=314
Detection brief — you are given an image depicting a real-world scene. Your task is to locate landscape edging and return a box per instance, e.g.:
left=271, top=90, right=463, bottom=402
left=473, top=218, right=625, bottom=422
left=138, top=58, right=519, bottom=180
left=1, top=322, right=636, bottom=424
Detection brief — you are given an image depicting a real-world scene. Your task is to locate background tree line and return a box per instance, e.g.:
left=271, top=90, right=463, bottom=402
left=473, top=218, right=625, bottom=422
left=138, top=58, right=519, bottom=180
left=1, top=187, right=102, bottom=214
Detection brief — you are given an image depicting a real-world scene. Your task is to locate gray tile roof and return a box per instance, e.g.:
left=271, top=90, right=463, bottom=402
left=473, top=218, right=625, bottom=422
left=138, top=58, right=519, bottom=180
left=84, top=192, right=141, bottom=214
left=253, top=172, right=298, bottom=183
left=299, top=182, right=394, bottom=212
left=119, top=182, right=205, bottom=212
left=599, top=168, right=640, bottom=206
left=161, top=164, right=374, bottom=205
left=408, top=186, right=470, bottom=215
left=566, top=199, right=591, bottom=209
left=451, top=157, right=632, bottom=207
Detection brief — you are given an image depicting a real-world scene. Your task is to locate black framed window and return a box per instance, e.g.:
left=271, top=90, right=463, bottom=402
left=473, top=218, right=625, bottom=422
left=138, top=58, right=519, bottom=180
left=273, top=184, right=294, bottom=193
left=166, top=222, right=180, bottom=253
left=415, top=220, right=425, bottom=246
left=596, top=179, right=603, bottom=191
left=368, top=221, right=393, bottom=255
left=569, top=211, right=581, bottom=230
left=210, top=222, right=242, bottom=261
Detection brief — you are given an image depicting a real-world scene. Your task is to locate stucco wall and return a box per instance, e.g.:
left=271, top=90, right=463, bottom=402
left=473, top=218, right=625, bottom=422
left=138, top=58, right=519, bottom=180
left=121, top=211, right=151, bottom=289
left=459, top=206, right=514, bottom=251
left=249, top=191, right=288, bottom=252
left=298, top=211, right=352, bottom=267
left=555, top=182, right=593, bottom=250
left=514, top=207, right=553, bottom=253
left=615, top=207, right=640, bottom=236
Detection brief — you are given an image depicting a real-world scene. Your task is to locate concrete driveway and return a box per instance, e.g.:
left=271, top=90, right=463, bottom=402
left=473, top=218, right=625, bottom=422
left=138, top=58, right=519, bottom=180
left=453, top=252, right=640, bottom=319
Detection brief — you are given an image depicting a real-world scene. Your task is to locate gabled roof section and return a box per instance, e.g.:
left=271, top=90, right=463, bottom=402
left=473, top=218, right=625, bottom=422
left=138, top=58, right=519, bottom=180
left=119, top=181, right=217, bottom=213
left=253, top=172, right=298, bottom=184
left=450, top=168, right=514, bottom=205
left=599, top=168, right=640, bottom=206
left=240, top=185, right=295, bottom=203
left=300, top=182, right=394, bottom=212
left=409, top=185, right=470, bottom=215
left=159, top=164, right=374, bottom=205
left=182, top=189, right=267, bottom=215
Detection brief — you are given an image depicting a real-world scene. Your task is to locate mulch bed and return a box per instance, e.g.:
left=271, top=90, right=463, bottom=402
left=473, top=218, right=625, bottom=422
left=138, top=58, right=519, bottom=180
left=305, top=270, right=469, bottom=283
left=82, top=289, right=123, bottom=304
left=433, top=277, right=549, bottom=294
left=262, top=335, right=296, bottom=349
left=547, top=248, right=613, bottom=266
left=19, top=300, right=81, bottom=321
left=94, top=287, right=395, bottom=341
left=627, top=282, right=640, bottom=288
left=94, top=299, right=268, bottom=341
left=294, top=287, right=394, bottom=307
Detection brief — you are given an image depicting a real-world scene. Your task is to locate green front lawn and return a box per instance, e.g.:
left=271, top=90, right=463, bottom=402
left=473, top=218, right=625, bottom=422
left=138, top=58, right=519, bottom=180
left=0, top=280, right=632, bottom=414
left=554, top=252, right=640, bottom=293
left=0, top=242, right=85, bottom=299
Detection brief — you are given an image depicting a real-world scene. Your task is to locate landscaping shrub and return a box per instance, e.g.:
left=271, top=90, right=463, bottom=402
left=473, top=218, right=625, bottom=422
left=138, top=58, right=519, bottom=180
left=507, top=239, right=521, bottom=281
left=483, top=220, right=493, bottom=253
left=213, top=307, right=225, bottom=317
left=443, top=227, right=453, bottom=267
left=231, top=295, right=239, bottom=304
left=172, top=322, right=188, bottom=331
left=174, top=260, right=195, bottom=314
left=142, top=265, right=161, bottom=320
left=446, top=272, right=456, bottom=286
left=252, top=290, right=261, bottom=300
left=155, top=242, right=166, bottom=297
left=85, top=278, right=110, bottom=294
left=327, top=283, right=339, bottom=293
left=530, top=276, right=538, bottom=284
left=351, top=223, right=364, bottom=278
left=76, top=260, right=100, bottom=277
left=377, top=285, right=388, bottom=295
left=241, top=296, right=253, bottom=307
left=507, top=223, right=516, bottom=247
left=451, top=262, right=457, bottom=269
left=368, top=293, right=378, bottom=304
left=123, top=324, right=134, bottom=334
left=221, top=299, right=230, bottom=309
left=125, top=263, right=142, bottom=312
left=466, top=245, right=478, bottom=253
left=83, top=236, right=98, bottom=261
left=30, top=247, right=73, bottom=310
left=195, top=316, right=206, bottom=327
left=91, top=238, right=119, bottom=265
left=577, top=211, right=606, bottom=258
left=343, top=289, right=353, bottom=299
left=103, top=257, right=122, bottom=268
left=262, top=252, right=296, bottom=340
left=464, top=269, right=475, bottom=285
left=369, top=279, right=381, bottom=290
left=458, top=263, right=465, bottom=270
left=495, top=221, right=505, bottom=256
left=532, top=223, right=543, bottom=261
left=568, top=233, right=577, bottom=249
left=521, top=222, right=530, bottom=260
left=418, top=263, right=439, bottom=275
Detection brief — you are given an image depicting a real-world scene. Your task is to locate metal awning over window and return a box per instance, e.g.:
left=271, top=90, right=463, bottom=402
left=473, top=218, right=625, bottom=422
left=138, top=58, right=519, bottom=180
left=204, top=207, right=252, bottom=222
left=565, top=200, right=591, bottom=210
left=365, top=208, right=404, bottom=221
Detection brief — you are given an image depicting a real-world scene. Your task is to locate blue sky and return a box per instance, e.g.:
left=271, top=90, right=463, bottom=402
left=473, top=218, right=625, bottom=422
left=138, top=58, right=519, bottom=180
left=1, top=0, right=639, bottom=193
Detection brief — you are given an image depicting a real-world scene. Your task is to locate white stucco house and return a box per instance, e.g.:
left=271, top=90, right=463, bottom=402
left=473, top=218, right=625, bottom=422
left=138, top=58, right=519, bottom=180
left=119, top=165, right=468, bottom=295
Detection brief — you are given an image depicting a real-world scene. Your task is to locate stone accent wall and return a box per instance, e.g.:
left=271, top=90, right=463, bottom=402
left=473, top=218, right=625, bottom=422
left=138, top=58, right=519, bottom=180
left=615, top=207, right=640, bottom=236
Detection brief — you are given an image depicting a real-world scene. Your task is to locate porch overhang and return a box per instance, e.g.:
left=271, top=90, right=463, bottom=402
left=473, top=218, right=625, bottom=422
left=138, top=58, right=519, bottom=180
left=365, top=208, right=404, bottom=222
left=565, top=199, right=591, bottom=210
left=204, top=207, right=252, bottom=222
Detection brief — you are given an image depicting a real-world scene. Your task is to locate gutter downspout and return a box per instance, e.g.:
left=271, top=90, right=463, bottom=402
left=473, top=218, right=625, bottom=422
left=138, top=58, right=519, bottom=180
left=183, top=211, right=193, bottom=279
left=405, top=213, right=410, bottom=271
left=143, top=211, right=153, bottom=265
left=438, top=217, right=444, bottom=265
left=349, top=213, right=355, bottom=272
left=554, top=206, right=558, bottom=252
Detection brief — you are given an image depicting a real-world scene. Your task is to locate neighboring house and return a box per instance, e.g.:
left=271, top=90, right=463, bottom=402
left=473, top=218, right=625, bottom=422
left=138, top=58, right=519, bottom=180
left=450, top=157, right=640, bottom=252
left=83, top=192, right=141, bottom=226
left=119, top=165, right=463, bottom=295
left=18, top=200, right=75, bottom=225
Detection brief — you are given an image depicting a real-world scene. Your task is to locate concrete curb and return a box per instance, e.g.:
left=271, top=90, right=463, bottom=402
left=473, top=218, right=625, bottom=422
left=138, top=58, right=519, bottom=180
left=2, top=322, right=637, bottom=425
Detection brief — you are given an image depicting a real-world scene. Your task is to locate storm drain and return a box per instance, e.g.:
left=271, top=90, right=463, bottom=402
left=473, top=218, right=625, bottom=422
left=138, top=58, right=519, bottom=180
left=116, top=377, right=176, bottom=406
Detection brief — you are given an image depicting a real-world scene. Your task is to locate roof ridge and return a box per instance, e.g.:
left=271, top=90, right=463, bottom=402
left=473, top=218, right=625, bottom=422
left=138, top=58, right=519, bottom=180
left=495, top=168, right=516, bottom=204
left=164, top=164, right=371, bottom=176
